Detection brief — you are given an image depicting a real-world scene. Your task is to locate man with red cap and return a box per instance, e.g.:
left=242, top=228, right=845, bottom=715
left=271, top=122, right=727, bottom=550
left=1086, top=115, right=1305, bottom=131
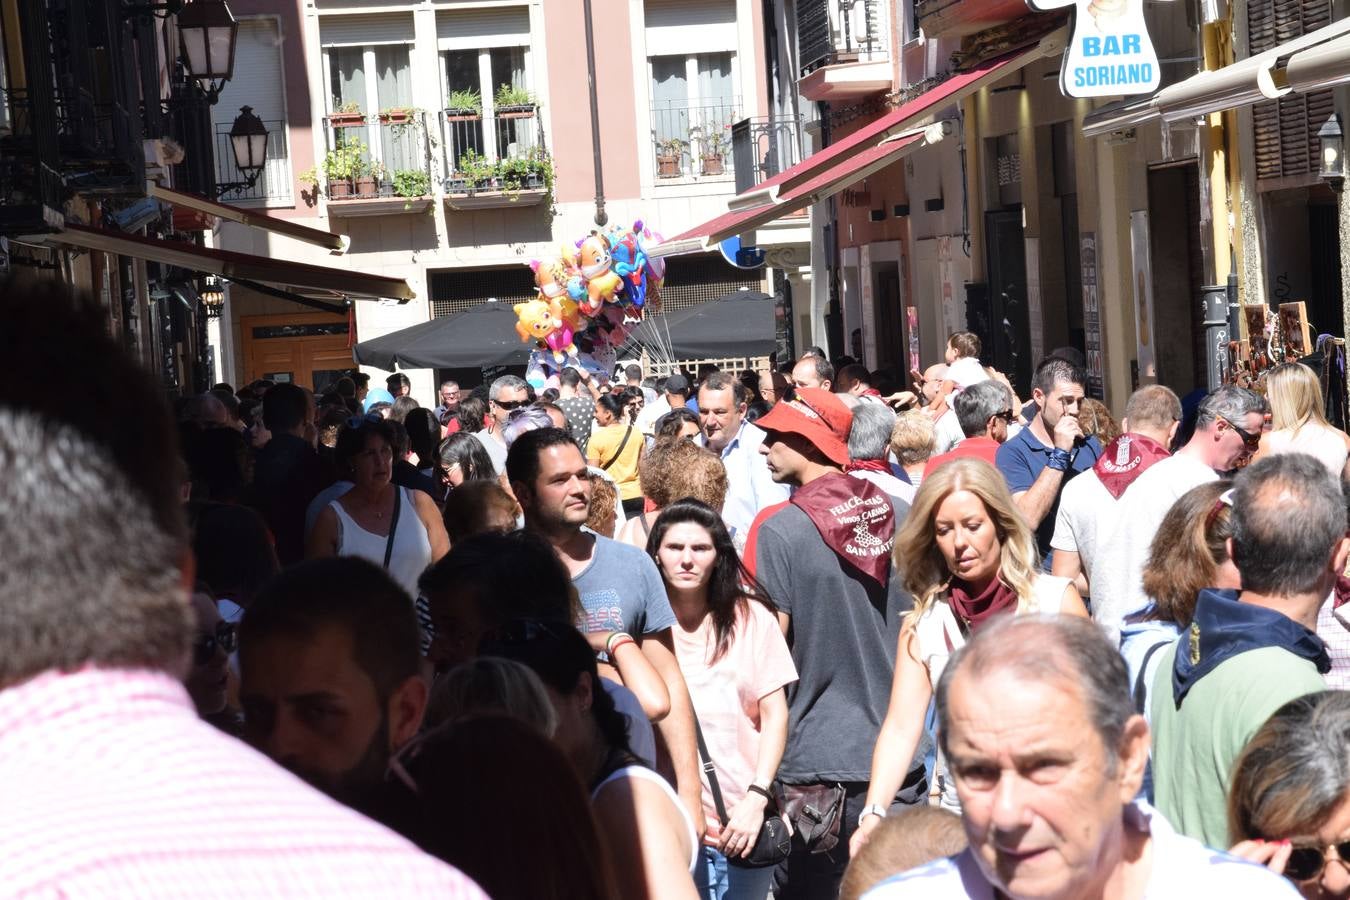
left=749, top=388, right=931, bottom=899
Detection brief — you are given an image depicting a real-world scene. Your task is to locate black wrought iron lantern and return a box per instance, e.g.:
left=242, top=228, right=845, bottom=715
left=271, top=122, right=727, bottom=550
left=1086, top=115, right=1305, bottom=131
left=1320, top=114, right=1344, bottom=193
left=177, top=0, right=238, bottom=104
left=229, top=106, right=269, bottom=181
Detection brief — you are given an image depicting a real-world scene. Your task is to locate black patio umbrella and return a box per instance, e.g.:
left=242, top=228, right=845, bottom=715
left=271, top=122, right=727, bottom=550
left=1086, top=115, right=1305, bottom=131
left=622, top=290, right=775, bottom=360
left=352, top=301, right=534, bottom=370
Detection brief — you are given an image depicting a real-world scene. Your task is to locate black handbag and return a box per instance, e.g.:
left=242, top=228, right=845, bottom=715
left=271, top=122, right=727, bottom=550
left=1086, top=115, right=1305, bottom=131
left=693, top=719, right=792, bottom=868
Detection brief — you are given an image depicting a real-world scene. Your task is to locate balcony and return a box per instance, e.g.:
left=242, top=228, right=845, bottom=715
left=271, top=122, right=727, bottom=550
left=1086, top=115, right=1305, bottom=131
left=440, top=105, right=550, bottom=210
left=213, top=119, right=292, bottom=206
left=796, top=0, right=892, bottom=102
left=316, top=110, right=435, bottom=217
left=914, top=0, right=1031, bottom=40
left=650, top=99, right=741, bottom=184
left=731, top=115, right=804, bottom=194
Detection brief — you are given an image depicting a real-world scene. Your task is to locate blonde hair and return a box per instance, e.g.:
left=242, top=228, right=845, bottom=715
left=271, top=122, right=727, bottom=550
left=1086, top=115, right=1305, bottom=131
left=586, top=475, right=618, bottom=536
left=1265, top=362, right=1329, bottom=433
left=1077, top=398, right=1120, bottom=445
left=425, top=656, right=559, bottom=735
left=840, top=807, right=967, bottom=900
left=890, top=410, right=937, bottom=466
left=640, top=439, right=728, bottom=510
left=895, top=457, right=1039, bottom=624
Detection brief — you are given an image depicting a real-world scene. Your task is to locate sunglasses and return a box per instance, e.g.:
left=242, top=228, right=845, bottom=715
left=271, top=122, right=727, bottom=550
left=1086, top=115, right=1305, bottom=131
left=1284, top=841, right=1350, bottom=882
left=1220, top=415, right=1262, bottom=450
left=993, top=409, right=1016, bottom=423
left=194, top=620, right=237, bottom=665
left=492, top=399, right=526, bottom=411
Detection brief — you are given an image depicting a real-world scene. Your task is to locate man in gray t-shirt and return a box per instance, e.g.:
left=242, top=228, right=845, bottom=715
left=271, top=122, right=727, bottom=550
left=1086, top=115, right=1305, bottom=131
left=508, top=427, right=704, bottom=840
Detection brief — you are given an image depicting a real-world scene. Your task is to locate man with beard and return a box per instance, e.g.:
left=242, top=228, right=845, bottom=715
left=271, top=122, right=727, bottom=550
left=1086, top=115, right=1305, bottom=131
left=239, top=557, right=428, bottom=812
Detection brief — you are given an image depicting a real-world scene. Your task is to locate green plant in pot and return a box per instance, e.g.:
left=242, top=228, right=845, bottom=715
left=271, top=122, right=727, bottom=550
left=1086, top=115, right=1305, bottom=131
left=392, top=168, right=430, bottom=199
left=330, top=100, right=365, bottom=127
left=356, top=160, right=385, bottom=198
left=455, top=149, right=496, bottom=191
left=446, top=89, right=482, bottom=119
left=655, top=136, right=686, bottom=178
left=494, top=84, right=534, bottom=114
left=321, top=142, right=368, bottom=199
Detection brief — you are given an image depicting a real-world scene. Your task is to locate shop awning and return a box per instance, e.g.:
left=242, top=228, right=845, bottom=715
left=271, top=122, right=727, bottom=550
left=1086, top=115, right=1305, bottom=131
left=651, top=31, right=1067, bottom=257
left=147, top=184, right=350, bottom=253
left=1083, top=17, right=1350, bottom=138
left=32, top=224, right=413, bottom=301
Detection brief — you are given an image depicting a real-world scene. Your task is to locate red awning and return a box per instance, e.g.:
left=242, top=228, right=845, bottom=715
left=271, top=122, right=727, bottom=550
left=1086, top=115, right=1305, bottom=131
left=36, top=224, right=412, bottom=301
left=653, top=33, right=1064, bottom=256
left=148, top=184, right=350, bottom=253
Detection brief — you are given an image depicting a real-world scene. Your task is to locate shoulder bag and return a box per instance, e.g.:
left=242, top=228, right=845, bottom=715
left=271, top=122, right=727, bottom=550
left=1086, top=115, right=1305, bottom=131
left=599, top=425, right=634, bottom=471
left=382, top=486, right=402, bottom=570
left=693, top=719, right=792, bottom=868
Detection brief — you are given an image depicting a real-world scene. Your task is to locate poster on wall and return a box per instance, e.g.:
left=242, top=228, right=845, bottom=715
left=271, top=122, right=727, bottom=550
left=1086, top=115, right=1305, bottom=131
left=1081, top=233, right=1104, bottom=399
left=860, top=244, right=876, bottom=369
left=907, top=307, right=921, bottom=374
left=1129, top=211, right=1157, bottom=381
left=1027, top=0, right=1168, bottom=98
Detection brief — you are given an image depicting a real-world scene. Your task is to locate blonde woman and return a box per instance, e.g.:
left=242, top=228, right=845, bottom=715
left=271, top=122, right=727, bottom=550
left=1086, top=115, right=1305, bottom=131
left=849, top=458, right=1087, bottom=854
left=1254, top=362, right=1350, bottom=479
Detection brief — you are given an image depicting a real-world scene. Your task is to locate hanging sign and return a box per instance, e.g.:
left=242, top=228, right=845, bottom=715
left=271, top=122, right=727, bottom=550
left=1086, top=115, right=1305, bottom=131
left=1027, top=0, right=1170, bottom=98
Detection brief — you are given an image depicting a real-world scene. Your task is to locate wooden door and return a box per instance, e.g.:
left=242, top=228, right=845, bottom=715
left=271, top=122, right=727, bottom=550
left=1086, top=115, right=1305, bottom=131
left=240, top=312, right=354, bottom=391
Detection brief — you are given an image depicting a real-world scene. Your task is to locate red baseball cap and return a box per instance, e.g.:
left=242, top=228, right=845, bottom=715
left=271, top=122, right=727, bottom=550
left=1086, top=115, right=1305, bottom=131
left=755, top=387, right=852, bottom=468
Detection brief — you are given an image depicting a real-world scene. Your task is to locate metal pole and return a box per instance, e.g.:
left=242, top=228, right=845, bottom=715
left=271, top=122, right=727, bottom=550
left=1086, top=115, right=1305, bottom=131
left=582, top=0, right=607, bottom=227
left=1201, top=283, right=1229, bottom=391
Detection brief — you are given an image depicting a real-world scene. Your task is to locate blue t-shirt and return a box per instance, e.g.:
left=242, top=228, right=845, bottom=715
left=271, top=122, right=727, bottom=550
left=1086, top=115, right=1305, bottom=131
left=994, top=427, right=1100, bottom=559
left=573, top=533, right=677, bottom=636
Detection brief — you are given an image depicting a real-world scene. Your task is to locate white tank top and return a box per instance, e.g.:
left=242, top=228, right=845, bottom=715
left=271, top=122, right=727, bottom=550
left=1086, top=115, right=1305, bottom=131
left=592, top=765, right=699, bottom=873
left=1264, top=424, right=1349, bottom=478
left=330, top=487, right=432, bottom=597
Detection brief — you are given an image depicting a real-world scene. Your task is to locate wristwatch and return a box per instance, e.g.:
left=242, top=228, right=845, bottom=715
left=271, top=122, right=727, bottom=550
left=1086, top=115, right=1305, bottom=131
left=857, top=803, right=888, bottom=828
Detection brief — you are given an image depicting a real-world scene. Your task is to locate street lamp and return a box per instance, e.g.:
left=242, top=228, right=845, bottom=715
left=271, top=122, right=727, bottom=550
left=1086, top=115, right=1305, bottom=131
left=214, top=106, right=269, bottom=198
left=177, top=0, right=238, bottom=104
left=1320, top=113, right=1344, bottom=193
left=199, top=275, right=225, bottom=316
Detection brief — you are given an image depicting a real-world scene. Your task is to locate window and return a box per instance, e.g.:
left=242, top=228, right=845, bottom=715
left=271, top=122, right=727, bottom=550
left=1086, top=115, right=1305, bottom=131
left=210, top=18, right=289, bottom=203
left=649, top=52, right=739, bottom=176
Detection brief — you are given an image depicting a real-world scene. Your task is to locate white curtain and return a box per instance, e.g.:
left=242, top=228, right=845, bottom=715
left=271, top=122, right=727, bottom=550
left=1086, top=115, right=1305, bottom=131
left=696, top=52, right=735, bottom=139
left=329, top=47, right=366, bottom=112
left=650, top=56, right=690, bottom=156
left=375, top=45, right=415, bottom=175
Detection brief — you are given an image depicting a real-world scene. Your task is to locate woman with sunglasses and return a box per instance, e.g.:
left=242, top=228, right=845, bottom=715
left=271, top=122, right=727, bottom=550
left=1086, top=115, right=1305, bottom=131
left=307, top=418, right=449, bottom=597
left=186, top=583, right=240, bottom=735
left=1255, top=362, right=1350, bottom=479
left=647, top=500, right=795, bottom=900
left=487, top=620, right=699, bottom=900
left=1229, top=691, right=1350, bottom=898
left=588, top=394, right=645, bottom=517
left=853, top=458, right=1087, bottom=853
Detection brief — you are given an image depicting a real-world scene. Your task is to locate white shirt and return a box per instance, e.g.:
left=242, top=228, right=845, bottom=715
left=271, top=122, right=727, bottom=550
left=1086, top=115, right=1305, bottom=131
left=711, top=421, right=791, bottom=546
left=945, top=357, right=989, bottom=391
left=636, top=396, right=671, bottom=436
left=934, top=409, right=965, bottom=455
left=1049, top=468, right=1114, bottom=585
left=471, top=429, right=508, bottom=477
left=849, top=469, right=916, bottom=505
left=862, top=801, right=1301, bottom=899
left=1090, top=453, right=1218, bottom=641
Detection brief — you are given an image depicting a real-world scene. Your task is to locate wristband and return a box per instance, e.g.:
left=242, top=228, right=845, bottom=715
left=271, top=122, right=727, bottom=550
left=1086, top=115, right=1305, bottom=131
left=746, top=783, right=774, bottom=803
left=605, top=632, right=635, bottom=656
left=857, top=803, right=888, bottom=828
left=1046, top=448, right=1072, bottom=471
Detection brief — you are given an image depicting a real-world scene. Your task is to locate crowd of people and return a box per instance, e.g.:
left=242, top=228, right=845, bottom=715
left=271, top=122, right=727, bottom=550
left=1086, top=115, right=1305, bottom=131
left=6, top=276, right=1350, bottom=900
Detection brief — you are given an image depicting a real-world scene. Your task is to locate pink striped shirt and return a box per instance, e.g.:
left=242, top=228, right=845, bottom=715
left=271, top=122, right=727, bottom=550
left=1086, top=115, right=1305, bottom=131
left=0, top=667, right=487, bottom=898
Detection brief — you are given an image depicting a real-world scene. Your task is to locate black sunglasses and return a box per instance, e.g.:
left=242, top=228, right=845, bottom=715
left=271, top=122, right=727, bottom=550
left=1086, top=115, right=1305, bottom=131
left=1220, top=415, right=1262, bottom=450
left=1284, top=841, right=1350, bottom=882
left=492, top=399, right=526, bottom=411
left=194, top=620, right=237, bottom=665
left=993, top=409, right=1016, bottom=422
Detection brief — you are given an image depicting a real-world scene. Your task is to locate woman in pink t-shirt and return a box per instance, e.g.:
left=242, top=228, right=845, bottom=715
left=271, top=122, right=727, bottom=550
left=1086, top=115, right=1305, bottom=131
left=648, top=499, right=798, bottom=900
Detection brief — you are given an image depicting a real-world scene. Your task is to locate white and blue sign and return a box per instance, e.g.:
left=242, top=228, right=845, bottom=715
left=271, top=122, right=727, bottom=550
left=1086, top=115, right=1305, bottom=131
left=1027, top=0, right=1170, bottom=98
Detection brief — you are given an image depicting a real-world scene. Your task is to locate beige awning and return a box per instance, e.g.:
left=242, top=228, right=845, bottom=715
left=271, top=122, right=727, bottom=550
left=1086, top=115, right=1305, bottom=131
left=147, top=184, right=350, bottom=253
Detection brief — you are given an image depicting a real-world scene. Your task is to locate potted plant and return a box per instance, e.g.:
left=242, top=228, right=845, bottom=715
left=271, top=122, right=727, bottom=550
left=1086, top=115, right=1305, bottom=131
left=321, top=141, right=368, bottom=200
left=453, top=149, right=495, bottom=193
left=379, top=105, right=413, bottom=125
left=392, top=168, right=430, bottom=199
left=356, top=160, right=383, bottom=198
left=692, top=124, right=731, bottom=176
left=446, top=89, right=483, bottom=121
left=329, top=100, right=365, bottom=128
left=494, top=84, right=535, bottom=117
left=655, top=136, right=686, bottom=178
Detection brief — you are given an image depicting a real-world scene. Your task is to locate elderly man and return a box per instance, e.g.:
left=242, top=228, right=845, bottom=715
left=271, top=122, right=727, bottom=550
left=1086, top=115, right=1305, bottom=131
left=698, top=371, right=790, bottom=545
left=1090, top=384, right=1266, bottom=639
left=923, top=380, right=1015, bottom=477
left=847, top=400, right=914, bottom=502
left=863, top=615, right=1299, bottom=899
left=473, top=374, right=530, bottom=476
left=1150, top=453, right=1344, bottom=847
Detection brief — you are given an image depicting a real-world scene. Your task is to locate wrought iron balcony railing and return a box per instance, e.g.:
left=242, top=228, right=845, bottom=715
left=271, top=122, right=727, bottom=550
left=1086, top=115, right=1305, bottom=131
left=731, top=115, right=804, bottom=194
left=214, top=119, right=291, bottom=204
left=797, top=0, right=888, bottom=77
left=650, top=99, right=741, bottom=181
left=319, top=110, right=435, bottom=204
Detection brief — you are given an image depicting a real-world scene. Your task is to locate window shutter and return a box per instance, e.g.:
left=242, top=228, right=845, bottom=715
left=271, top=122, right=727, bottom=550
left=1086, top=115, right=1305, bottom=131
left=645, top=0, right=737, bottom=54
left=436, top=7, right=531, bottom=50
left=1248, top=0, right=1334, bottom=188
left=319, top=13, right=415, bottom=47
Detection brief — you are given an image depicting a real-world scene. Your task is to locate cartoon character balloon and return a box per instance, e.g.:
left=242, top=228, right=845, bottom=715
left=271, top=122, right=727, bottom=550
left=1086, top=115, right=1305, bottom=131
left=530, top=253, right=575, bottom=302
left=543, top=297, right=581, bottom=363
left=576, top=232, right=621, bottom=315
left=608, top=226, right=649, bottom=311
left=513, top=297, right=556, bottom=345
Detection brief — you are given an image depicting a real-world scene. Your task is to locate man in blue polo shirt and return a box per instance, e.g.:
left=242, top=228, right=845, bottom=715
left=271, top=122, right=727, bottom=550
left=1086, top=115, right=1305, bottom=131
left=995, top=356, right=1101, bottom=562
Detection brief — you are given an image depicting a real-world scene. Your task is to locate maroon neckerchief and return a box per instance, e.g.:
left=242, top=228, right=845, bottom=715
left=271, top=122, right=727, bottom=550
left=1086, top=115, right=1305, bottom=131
left=1093, top=433, right=1171, bottom=500
left=948, top=577, right=1019, bottom=633
left=846, top=458, right=891, bottom=473
left=1335, top=574, right=1350, bottom=610
left=789, top=472, right=895, bottom=587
